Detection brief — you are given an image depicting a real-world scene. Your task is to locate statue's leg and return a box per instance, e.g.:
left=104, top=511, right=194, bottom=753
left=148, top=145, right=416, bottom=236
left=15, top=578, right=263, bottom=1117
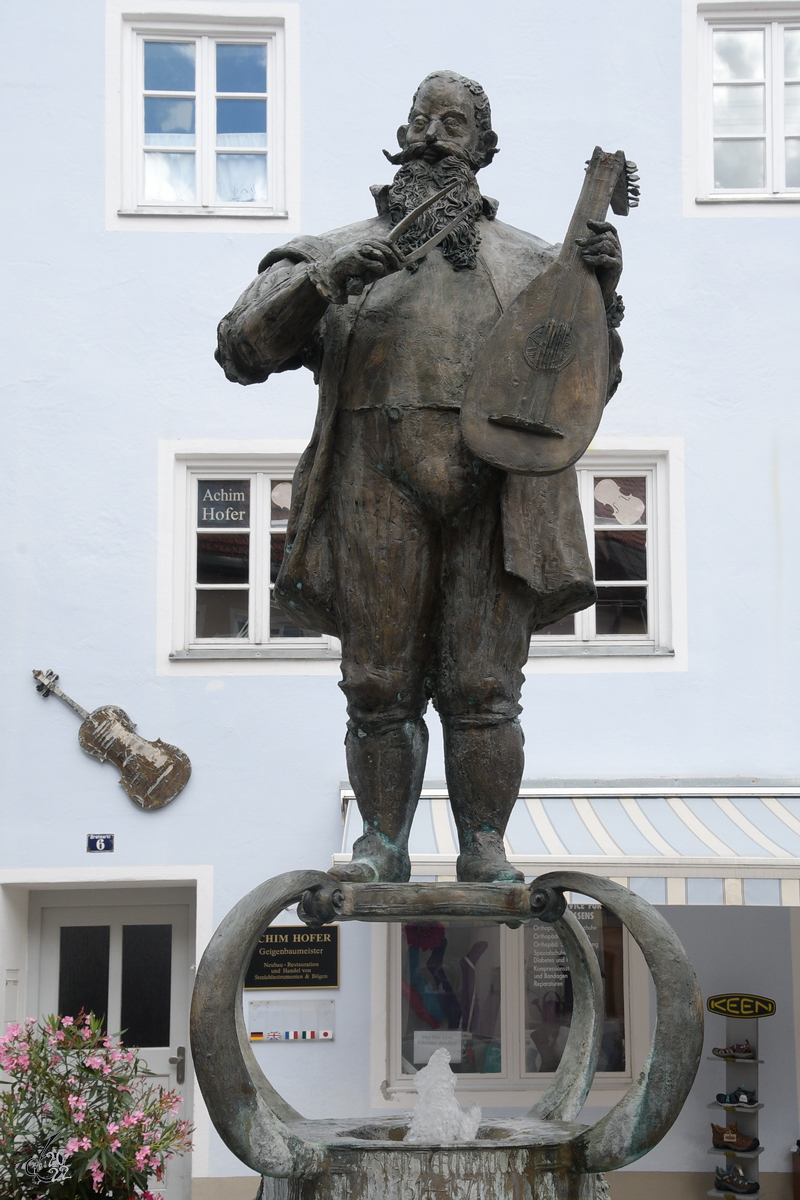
left=435, top=472, right=538, bottom=884
left=327, top=412, right=439, bottom=883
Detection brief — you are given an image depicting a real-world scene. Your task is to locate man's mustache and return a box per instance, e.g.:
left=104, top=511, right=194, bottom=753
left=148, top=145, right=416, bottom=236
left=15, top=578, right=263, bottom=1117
left=382, top=141, right=478, bottom=168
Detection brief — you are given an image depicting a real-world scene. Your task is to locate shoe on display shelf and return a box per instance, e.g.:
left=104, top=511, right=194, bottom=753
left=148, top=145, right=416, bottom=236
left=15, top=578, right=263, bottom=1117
left=710, top=1121, right=760, bottom=1153
left=712, top=1040, right=756, bottom=1060
left=715, top=1087, right=758, bottom=1109
left=713, top=1164, right=760, bottom=1195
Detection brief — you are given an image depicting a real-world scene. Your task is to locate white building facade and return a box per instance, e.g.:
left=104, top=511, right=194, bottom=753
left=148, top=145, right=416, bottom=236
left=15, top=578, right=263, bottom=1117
left=2, top=1, right=800, bottom=1197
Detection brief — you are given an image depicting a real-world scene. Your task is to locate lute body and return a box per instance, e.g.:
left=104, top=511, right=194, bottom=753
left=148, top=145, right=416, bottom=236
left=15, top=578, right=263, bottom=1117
left=32, top=669, right=191, bottom=810
left=461, top=147, right=638, bottom=475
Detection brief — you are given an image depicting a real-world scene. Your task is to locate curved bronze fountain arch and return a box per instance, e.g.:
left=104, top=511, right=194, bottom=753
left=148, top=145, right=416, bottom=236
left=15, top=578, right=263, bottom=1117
left=191, top=870, right=702, bottom=1199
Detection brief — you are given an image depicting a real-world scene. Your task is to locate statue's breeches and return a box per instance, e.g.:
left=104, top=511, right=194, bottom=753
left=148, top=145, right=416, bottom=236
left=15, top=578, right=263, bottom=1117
left=330, top=409, right=538, bottom=732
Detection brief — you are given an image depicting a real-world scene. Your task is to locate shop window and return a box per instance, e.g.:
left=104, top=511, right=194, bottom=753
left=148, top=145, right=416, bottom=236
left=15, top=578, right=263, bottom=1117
left=164, top=449, right=339, bottom=662
left=694, top=8, right=800, bottom=202
left=390, top=906, right=628, bottom=1094
left=108, top=3, right=299, bottom=229
left=529, top=445, right=678, bottom=657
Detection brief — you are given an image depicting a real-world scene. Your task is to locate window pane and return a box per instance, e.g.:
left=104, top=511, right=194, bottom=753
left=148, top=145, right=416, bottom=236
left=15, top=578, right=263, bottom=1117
left=196, top=589, right=249, bottom=638
left=534, top=613, right=575, bottom=636
left=714, top=138, right=765, bottom=188
left=594, top=477, right=646, bottom=525
left=144, top=97, right=195, bottom=146
left=144, top=41, right=195, bottom=92
left=216, top=43, right=267, bottom=93
left=120, top=925, right=172, bottom=1048
left=197, top=479, right=250, bottom=527
left=197, top=533, right=249, bottom=585
left=785, top=29, right=800, bottom=79
left=786, top=83, right=800, bottom=135
left=713, top=84, right=764, bottom=135
left=271, top=532, right=286, bottom=583
left=271, top=481, right=292, bottom=522
left=401, top=923, right=502, bottom=1075
left=595, top=586, right=647, bottom=635
left=58, top=926, right=110, bottom=1030
left=713, top=30, right=764, bottom=82
left=595, top=530, right=647, bottom=582
left=786, top=138, right=800, bottom=186
left=524, top=907, right=625, bottom=1074
left=217, top=99, right=267, bottom=147
left=217, top=153, right=267, bottom=203
left=144, top=151, right=195, bottom=202
left=270, top=601, right=318, bottom=638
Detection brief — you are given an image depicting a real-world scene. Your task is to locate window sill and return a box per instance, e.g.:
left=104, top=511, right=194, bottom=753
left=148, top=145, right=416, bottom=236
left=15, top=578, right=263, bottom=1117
left=696, top=193, right=800, bottom=204
left=117, top=207, right=289, bottom=219
left=528, top=643, right=674, bottom=658
left=170, top=645, right=340, bottom=660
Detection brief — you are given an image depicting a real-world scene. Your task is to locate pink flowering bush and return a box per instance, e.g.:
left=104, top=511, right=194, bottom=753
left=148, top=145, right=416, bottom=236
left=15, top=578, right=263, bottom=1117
left=0, top=1014, right=192, bottom=1198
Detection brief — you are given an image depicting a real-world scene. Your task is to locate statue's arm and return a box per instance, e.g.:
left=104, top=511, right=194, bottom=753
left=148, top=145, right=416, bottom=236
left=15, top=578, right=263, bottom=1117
left=216, top=232, right=403, bottom=387
left=216, top=258, right=329, bottom=386
left=575, top=218, right=625, bottom=402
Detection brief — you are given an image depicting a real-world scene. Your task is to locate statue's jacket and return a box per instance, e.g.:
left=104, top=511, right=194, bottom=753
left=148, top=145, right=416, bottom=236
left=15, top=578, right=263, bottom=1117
left=217, top=199, right=621, bottom=638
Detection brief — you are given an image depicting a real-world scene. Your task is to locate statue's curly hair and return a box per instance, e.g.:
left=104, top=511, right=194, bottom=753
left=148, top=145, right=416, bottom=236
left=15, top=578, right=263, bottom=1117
left=409, top=70, right=499, bottom=167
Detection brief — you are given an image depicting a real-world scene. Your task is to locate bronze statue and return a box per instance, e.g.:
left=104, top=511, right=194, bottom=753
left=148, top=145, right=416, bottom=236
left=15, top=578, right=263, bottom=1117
left=216, top=71, right=626, bottom=885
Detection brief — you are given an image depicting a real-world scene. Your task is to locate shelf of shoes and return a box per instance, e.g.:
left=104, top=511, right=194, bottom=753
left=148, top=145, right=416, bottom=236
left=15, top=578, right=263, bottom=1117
left=707, top=1019, right=762, bottom=1197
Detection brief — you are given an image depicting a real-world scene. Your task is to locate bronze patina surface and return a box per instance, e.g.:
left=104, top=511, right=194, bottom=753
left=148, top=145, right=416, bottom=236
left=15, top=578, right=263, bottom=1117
left=216, top=71, right=626, bottom=887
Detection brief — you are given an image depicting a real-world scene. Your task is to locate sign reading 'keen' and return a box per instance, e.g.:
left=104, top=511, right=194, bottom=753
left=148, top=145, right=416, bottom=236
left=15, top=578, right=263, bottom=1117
left=706, top=993, right=776, bottom=1018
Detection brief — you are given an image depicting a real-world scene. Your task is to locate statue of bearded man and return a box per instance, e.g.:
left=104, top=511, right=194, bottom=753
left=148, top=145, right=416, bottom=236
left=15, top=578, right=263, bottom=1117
left=216, top=70, right=624, bottom=884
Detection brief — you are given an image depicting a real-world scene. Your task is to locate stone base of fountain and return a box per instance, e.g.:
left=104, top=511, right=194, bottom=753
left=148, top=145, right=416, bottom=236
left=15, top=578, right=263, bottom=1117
left=255, top=1117, right=609, bottom=1200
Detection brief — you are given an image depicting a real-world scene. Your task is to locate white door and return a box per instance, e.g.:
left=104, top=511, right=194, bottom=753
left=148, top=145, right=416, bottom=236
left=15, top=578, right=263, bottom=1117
left=34, top=889, right=193, bottom=1200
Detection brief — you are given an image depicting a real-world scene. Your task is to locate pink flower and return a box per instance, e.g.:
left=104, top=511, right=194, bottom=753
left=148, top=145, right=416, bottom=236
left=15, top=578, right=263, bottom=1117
left=64, top=1138, right=81, bottom=1157
left=109, top=1137, right=121, bottom=1150
left=84, top=1054, right=103, bottom=1069
left=79, top=1137, right=91, bottom=1151
left=61, top=1017, right=74, bottom=1027
left=107, top=1122, right=119, bottom=1134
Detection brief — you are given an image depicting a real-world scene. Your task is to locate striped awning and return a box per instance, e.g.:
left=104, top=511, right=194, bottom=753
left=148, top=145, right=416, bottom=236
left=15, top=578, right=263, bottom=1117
left=335, top=782, right=800, bottom=905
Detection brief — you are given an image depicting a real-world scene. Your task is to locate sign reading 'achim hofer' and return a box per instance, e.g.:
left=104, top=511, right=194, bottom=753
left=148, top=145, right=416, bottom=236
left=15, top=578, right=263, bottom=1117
left=244, top=925, right=339, bottom=990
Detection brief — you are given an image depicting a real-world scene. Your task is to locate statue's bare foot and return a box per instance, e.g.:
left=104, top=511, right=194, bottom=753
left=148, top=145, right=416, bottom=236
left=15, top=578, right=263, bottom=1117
left=456, top=832, right=524, bottom=884
left=329, top=832, right=410, bottom=884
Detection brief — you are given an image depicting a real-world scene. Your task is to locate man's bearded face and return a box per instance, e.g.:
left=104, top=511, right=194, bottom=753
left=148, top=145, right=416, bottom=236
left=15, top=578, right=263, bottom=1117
left=385, top=78, right=486, bottom=272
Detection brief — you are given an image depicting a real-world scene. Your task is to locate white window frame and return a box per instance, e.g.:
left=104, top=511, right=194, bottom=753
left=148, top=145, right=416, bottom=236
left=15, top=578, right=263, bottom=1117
left=106, top=1, right=301, bottom=233
left=371, top=912, right=650, bottom=1109
left=684, top=1, right=800, bottom=215
left=158, top=441, right=341, bottom=676
left=528, top=439, right=684, bottom=666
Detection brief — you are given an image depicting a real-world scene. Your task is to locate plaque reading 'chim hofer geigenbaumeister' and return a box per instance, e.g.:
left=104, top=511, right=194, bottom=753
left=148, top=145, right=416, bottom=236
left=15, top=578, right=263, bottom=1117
left=244, top=924, right=339, bottom=989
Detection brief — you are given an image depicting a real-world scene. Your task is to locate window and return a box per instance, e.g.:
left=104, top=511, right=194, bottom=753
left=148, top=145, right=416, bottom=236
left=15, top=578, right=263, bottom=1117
left=385, top=905, right=632, bottom=1098
left=529, top=443, right=679, bottom=658
left=166, top=453, right=339, bottom=661
left=108, top=2, right=300, bottom=230
left=694, top=6, right=800, bottom=202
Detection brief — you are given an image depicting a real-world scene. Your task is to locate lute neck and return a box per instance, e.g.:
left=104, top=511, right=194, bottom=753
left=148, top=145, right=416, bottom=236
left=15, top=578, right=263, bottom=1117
left=560, top=147, right=625, bottom=269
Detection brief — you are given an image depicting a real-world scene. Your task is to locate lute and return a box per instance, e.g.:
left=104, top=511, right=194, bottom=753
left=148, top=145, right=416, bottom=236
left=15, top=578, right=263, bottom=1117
left=461, top=147, right=639, bottom=475
left=32, top=669, right=191, bottom=810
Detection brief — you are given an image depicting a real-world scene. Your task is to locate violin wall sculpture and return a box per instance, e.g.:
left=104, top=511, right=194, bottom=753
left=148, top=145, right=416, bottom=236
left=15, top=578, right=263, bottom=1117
left=32, top=669, right=191, bottom=811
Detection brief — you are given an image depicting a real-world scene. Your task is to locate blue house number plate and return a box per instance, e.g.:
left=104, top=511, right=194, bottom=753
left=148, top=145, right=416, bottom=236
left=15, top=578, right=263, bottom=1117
left=87, top=834, right=114, bottom=853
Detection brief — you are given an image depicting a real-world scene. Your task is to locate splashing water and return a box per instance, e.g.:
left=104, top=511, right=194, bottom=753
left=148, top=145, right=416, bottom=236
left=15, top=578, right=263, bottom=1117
left=405, top=1048, right=482, bottom=1143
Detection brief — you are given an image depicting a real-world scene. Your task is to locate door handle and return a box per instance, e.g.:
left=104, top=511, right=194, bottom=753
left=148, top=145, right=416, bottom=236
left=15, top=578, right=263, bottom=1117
left=169, top=1045, right=186, bottom=1084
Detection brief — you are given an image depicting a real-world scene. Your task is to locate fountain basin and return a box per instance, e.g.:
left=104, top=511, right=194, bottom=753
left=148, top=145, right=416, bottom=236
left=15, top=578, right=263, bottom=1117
left=257, top=1117, right=603, bottom=1200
